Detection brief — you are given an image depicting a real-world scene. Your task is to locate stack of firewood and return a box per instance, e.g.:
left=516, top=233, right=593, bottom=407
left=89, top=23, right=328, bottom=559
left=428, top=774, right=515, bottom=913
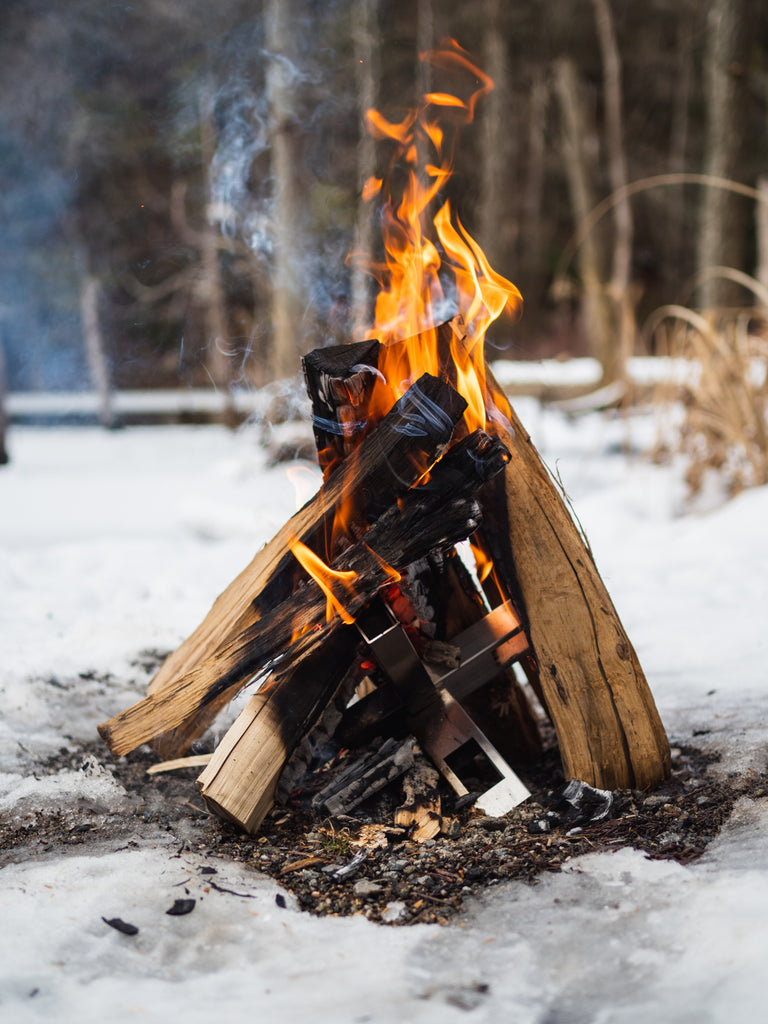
left=99, top=317, right=670, bottom=834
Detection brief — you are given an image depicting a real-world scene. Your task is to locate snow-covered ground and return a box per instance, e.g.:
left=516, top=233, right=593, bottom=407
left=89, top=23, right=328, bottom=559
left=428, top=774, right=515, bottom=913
left=1, top=393, right=767, bottom=1024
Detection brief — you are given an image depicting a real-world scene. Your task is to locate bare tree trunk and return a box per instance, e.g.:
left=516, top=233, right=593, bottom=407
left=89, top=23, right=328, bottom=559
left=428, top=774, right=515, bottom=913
left=199, top=87, right=237, bottom=424
left=698, top=0, right=750, bottom=309
left=80, top=274, right=116, bottom=429
left=592, top=0, right=634, bottom=381
left=521, top=68, right=548, bottom=274
left=416, top=0, right=433, bottom=98
left=553, top=58, right=611, bottom=373
left=266, top=0, right=304, bottom=379
left=349, top=0, right=379, bottom=335
left=414, top=0, right=434, bottom=201
left=479, top=0, right=514, bottom=266
left=667, top=14, right=693, bottom=275
left=757, top=176, right=768, bottom=296
left=0, top=329, right=9, bottom=465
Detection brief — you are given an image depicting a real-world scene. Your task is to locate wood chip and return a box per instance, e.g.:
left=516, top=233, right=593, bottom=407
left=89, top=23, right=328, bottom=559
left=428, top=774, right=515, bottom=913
left=279, top=856, right=327, bottom=875
left=146, top=755, right=212, bottom=775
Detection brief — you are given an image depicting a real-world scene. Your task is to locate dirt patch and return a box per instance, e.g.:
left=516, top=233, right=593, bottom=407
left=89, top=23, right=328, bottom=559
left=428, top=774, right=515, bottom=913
left=3, top=734, right=767, bottom=927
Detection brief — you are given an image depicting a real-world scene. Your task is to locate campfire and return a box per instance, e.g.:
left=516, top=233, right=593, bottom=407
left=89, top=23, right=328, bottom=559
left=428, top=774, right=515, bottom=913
left=99, top=40, right=670, bottom=838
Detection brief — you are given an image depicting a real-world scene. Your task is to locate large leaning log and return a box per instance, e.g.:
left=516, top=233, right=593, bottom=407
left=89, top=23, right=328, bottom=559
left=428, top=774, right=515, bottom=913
left=463, top=331, right=671, bottom=790
left=141, top=373, right=467, bottom=757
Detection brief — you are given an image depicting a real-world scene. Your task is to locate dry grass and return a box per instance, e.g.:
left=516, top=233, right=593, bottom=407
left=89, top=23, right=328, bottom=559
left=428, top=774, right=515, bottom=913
left=645, top=298, right=768, bottom=498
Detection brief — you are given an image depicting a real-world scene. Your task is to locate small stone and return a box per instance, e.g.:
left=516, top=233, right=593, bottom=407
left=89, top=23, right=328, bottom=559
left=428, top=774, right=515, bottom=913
left=353, top=879, right=383, bottom=898
left=643, top=794, right=669, bottom=809
left=381, top=901, right=407, bottom=923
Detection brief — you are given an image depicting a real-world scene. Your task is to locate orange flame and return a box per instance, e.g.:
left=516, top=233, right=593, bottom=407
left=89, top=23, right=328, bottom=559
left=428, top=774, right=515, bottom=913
left=350, top=38, right=523, bottom=433
left=469, top=538, right=494, bottom=584
left=289, top=537, right=358, bottom=624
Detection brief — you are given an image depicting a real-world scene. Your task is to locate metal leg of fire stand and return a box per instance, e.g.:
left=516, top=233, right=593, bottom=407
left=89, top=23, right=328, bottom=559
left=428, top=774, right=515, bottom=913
left=356, top=600, right=529, bottom=816
left=433, top=599, right=529, bottom=701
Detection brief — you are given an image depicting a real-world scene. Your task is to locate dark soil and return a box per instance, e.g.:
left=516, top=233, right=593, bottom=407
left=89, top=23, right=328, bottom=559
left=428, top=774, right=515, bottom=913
left=4, top=733, right=767, bottom=927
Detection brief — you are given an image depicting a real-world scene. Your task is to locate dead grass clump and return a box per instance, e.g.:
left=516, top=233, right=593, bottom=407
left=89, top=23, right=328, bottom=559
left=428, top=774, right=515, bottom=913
left=646, top=303, right=768, bottom=497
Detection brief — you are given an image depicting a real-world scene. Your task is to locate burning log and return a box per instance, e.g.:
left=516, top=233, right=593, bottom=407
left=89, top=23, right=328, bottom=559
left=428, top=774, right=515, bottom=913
left=98, top=425, right=505, bottom=758
left=134, top=372, right=468, bottom=758
left=302, top=336, right=381, bottom=475
left=302, top=332, right=544, bottom=764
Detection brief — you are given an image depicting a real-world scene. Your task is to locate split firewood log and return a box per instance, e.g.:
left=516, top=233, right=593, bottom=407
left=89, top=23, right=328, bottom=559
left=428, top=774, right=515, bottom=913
left=475, top=343, right=671, bottom=790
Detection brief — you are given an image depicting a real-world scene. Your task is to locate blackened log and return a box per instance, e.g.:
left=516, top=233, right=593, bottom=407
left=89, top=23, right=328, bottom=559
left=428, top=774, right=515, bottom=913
left=99, top=431, right=503, bottom=758
left=302, top=338, right=381, bottom=476
left=142, top=373, right=467, bottom=758
left=196, top=627, right=360, bottom=834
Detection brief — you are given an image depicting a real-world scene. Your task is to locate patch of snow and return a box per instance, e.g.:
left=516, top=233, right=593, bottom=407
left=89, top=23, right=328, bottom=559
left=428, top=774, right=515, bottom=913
left=0, top=757, right=133, bottom=818
left=1, top=408, right=767, bottom=1022
left=491, top=355, right=602, bottom=387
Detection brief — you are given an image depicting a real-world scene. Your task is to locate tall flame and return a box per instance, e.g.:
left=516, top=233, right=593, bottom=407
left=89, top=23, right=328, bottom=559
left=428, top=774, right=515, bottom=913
left=351, top=38, right=523, bottom=433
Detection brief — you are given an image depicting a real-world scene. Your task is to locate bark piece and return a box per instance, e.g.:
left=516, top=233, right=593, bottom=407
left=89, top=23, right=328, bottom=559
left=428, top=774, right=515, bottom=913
left=394, top=757, right=442, bottom=843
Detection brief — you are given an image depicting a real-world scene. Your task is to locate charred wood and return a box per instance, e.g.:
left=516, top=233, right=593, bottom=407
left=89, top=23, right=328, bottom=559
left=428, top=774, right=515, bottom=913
left=302, top=337, right=381, bottom=476
left=197, top=628, right=360, bottom=834
left=312, top=736, right=416, bottom=817
left=98, top=429, right=504, bottom=758
left=141, top=372, right=467, bottom=758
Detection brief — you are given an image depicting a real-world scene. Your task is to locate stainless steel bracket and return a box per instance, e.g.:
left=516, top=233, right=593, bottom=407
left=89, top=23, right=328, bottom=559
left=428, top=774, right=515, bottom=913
left=356, top=600, right=529, bottom=815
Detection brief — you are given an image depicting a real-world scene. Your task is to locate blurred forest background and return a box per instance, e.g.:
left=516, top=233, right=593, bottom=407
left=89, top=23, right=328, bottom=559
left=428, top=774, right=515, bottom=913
left=1, top=0, right=768, bottom=402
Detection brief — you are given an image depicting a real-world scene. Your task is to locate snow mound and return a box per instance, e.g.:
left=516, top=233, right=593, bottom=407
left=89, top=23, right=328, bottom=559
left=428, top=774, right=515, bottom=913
left=0, top=756, right=133, bottom=818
